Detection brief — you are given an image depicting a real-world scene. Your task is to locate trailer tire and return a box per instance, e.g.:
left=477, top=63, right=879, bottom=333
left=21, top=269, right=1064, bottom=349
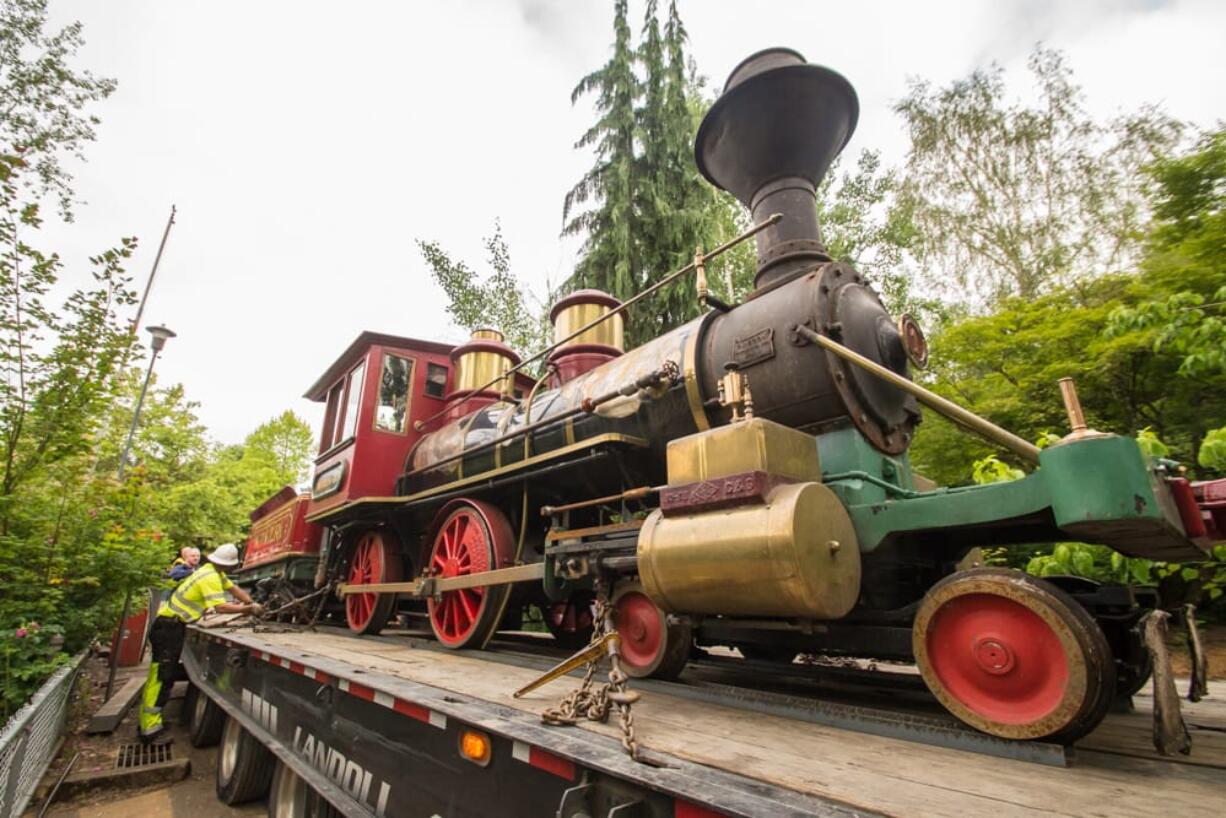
left=217, top=715, right=275, bottom=805
left=187, top=684, right=226, bottom=747
left=267, top=760, right=342, bottom=818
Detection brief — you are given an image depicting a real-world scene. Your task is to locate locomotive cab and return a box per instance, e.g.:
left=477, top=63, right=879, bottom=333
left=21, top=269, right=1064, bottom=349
left=304, top=332, right=458, bottom=518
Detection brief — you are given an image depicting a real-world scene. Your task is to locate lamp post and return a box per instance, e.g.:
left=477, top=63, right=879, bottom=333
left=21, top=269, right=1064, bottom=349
left=117, top=325, right=176, bottom=479
left=105, top=324, right=176, bottom=700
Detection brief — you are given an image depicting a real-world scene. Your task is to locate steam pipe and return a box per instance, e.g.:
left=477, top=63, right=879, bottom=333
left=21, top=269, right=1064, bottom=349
left=793, top=324, right=1041, bottom=465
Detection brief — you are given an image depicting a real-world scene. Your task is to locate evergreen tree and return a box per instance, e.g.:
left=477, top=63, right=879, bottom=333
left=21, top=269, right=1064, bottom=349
left=564, top=0, right=719, bottom=346
left=633, top=0, right=712, bottom=341
left=563, top=0, right=640, bottom=322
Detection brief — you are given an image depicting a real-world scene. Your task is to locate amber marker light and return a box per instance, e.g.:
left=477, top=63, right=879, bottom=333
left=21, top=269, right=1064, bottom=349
left=459, top=729, right=492, bottom=766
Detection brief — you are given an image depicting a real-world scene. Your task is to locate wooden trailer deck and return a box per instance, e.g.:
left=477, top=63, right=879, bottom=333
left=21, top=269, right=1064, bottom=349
left=203, top=625, right=1225, bottom=817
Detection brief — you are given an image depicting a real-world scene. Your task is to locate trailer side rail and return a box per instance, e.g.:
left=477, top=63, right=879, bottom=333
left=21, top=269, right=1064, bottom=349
left=185, top=627, right=876, bottom=818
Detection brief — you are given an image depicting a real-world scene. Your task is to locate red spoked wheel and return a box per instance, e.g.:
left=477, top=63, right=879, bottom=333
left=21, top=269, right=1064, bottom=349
left=914, top=568, right=1113, bottom=742
left=426, top=500, right=514, bottom=649
left=611, top=582, right=691, bottom=680
left=345, top=530, right=403, bottom=635
left=542, top=591, right=595, bottom=650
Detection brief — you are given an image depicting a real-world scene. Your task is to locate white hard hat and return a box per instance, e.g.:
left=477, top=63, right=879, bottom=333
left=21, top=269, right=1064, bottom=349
left=208, top=543, right=241, bottom=568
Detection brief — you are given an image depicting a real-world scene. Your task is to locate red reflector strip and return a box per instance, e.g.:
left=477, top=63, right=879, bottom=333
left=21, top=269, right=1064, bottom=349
left=511, top=741, right=575, bottom=781
left=674, top=801, right=726, bottom=818
left=227, top=642, right=445, bottom=729
left=338, top=679, right=375, bottom=701
left=393, top=698, right=431, bottom=723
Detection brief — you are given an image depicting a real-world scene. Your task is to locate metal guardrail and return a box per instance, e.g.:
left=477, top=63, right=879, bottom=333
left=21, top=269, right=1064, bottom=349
left=0, top=651, right=87, bottom=818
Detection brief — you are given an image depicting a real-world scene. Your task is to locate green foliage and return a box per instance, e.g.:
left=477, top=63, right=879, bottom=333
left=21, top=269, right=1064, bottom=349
left=0, top=155, right=138, bottom=511
left=970, top=454, right=1024, bottom=484
left=244, top=410, right=315, bottom=487
left=0, top=3, right=319, bottom=713
left=1105, top=129, right=1226, bottom=379
left=1135, top=427, right=1170, bottom=459
left=909, top=265, right=1225, bottom=486
left=894, top=46, right=1181, bottom=304
left=0, top=620, right=67, bottom=719
left=563, top=0, right=640, bottom=330
left=160, top=411, right=315, bottom=548
left=1200, top=427, right=1226, bottom=473
left=417, top=221, right=549, bottom=355
left=627, top=0, right=714, bottom=342
left=0, top=0, right=117, bottom=220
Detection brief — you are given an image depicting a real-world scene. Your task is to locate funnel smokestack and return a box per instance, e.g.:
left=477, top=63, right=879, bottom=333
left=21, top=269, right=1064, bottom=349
left=695, top=48, right=859, bottom=290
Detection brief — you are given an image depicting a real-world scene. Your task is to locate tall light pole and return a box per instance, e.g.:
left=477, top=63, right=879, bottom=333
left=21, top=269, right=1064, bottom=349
left=117, top=325, right=176, bottom=479
left=106, top=324, right=176, bottom=700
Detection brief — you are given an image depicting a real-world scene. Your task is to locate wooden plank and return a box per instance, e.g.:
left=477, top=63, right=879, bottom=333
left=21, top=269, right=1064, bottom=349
left=85, top=676, right=145, bottom=734
left=252, top=630, right=1226, bottom=818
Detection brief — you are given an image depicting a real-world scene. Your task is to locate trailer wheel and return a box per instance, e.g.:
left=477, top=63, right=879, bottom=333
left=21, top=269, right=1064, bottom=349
left=914, top=568, right=1114, bottom=742
left=268, top=760, right=308, bottom=818
left=426, top=500, right=514, bottom=649
left=187, top=684, right=226, bottom=747
left=345, top=530, right=403, bottom=635
left=217, top=715, right=276, bottom=805
left=612, top=582, right=691, bottom=680
left=268, top=760, right=343, bottom=818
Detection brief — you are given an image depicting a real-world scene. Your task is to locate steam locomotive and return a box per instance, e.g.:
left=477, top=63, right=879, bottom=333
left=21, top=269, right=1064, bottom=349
left=235, top=48, right=1226, bottom=744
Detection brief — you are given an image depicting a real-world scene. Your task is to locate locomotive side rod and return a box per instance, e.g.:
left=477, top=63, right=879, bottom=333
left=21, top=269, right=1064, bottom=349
left=338, top=562, right=546, bottom=597
left=792, top=324, right=1042, bottom=465
left=414, top=214, right=784, bottom=431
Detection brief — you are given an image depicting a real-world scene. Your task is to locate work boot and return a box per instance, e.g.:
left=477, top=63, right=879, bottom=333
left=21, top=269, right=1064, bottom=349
left=140, top=728, right=174, bottom=747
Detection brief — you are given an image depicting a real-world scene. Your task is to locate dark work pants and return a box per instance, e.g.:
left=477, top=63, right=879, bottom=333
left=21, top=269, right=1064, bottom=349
left=140, top=616, right=187, bottom=736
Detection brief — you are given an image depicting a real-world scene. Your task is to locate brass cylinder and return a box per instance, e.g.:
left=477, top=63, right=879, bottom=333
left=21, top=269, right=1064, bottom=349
left=452, top=330, right=518, bottom=395
left=637, top=482, right=861, bottom=619
left=554, top=304, right=624, bottom=350
left=470, top=328, right=505, bottom=342
left=454, top=350, right=512, bottom=393
left=549, top=290, right=624, bottom=352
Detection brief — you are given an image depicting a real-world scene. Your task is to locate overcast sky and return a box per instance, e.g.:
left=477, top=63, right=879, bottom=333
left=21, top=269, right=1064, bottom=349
left=39, top=0, right=1225, bottom=445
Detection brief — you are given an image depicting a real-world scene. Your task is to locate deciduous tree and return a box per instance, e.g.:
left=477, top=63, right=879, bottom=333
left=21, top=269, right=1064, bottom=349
left=417, top=221, right=549, bottom=354
left=0, top=0, right=117, bottom=219
left=895, top=46, right=1181, bottom=305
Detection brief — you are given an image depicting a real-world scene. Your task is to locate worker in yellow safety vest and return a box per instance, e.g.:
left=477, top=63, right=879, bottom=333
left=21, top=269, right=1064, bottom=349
left=139, top=543, right=262, bottom=744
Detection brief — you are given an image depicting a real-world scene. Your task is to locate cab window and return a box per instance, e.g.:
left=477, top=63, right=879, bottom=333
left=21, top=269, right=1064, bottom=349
left=375, top=353, right=413, bottom=434
left=424, top=362, right=448, bottom=399
left=339, top=361, right=365, bottom=443
left=319, top=382, right=342, bottom=452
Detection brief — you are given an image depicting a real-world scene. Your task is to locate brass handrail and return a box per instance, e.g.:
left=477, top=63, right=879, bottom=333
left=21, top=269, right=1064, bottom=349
left=413, top=214, right=782, bottom=432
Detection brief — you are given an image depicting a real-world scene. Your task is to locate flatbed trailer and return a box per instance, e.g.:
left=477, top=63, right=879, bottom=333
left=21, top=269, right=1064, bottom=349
left=183, top=623, right=1225, bottom=818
